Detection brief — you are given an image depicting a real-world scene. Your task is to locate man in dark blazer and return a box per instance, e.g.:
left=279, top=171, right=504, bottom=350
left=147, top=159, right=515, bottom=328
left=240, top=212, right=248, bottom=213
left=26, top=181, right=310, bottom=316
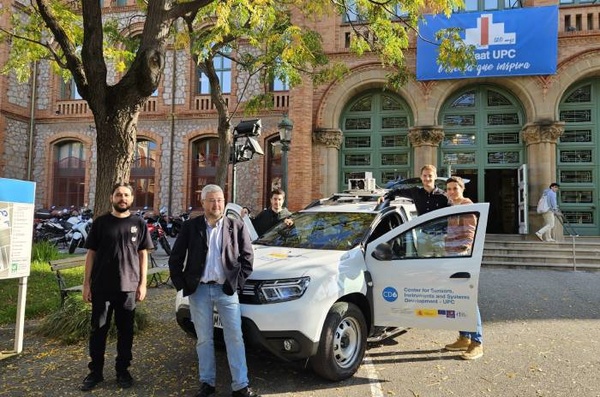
left=169, top=184, right=259, bottom=397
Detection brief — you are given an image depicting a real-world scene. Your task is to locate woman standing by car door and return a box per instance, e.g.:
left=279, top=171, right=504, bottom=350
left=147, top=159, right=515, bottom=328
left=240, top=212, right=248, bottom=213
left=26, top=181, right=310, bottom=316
left=443, top=176, right=484, bottom=360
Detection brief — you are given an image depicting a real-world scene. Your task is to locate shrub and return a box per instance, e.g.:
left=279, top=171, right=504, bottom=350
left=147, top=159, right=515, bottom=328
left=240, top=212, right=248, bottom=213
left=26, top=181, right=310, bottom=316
left=35, top=296, right=149, bottom=345
left=31, top=240, right=60, bottom=262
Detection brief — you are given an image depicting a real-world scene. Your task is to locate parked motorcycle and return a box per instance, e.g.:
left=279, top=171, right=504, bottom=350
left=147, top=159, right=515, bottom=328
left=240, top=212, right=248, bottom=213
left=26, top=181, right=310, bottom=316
left=158, top=207, right=175, bottom=238
left=33, top=207, right=72, bottom=247
left=170, top=206, right=192, bottom=238
left=66, top=208, right=93, bottom=254
left=146, top=213, right=172, bottom=255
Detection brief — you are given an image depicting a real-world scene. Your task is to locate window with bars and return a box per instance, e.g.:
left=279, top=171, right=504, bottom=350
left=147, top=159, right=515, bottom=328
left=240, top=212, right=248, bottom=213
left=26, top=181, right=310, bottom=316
left=560, top=150, right=593, bottom=163
left=457, top=0, right=522, bottom=12
left=341, top=92, right=411, bottom=190
left=487, top=151, right=519, bottom=164
left=130, top=139, right=157, bottom=209
left=560, top=130, right=592, bottom=143
left=559, top=169, right=593, bottom=183
left=52, top=141, right=85, bottom=208
left=562, top=190, right=593, bottom=203
left=191, top=138, right=220, bottom=208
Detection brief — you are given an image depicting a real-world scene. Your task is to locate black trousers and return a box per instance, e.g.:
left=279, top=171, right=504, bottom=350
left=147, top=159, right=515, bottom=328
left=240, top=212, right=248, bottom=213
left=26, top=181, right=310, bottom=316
left=88, top=291, right=136, bottom=375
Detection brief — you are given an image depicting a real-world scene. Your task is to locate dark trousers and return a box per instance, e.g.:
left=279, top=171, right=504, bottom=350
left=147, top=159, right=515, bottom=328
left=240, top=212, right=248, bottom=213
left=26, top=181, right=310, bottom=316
left=88, top=291, right=136, bottom=375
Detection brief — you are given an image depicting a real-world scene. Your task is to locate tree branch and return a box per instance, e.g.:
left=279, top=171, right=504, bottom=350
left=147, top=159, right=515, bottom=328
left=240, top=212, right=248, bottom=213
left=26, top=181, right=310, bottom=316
left=34, top=0, right=86, bottom=94
left=80, top=0, right=107, bottom=105
left=169, top=0, right=214, bottom=20
left=0, top=27, right=66, bottom=68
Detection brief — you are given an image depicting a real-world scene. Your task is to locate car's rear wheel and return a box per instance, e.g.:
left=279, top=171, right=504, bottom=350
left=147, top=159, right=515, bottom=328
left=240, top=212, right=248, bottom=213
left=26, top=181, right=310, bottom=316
left=310, top=302, right=367, bottom=381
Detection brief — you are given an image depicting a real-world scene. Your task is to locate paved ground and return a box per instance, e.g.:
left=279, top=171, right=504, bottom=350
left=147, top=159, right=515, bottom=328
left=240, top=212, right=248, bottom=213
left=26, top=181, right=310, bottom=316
left=1, top=267, right=599, bottom=397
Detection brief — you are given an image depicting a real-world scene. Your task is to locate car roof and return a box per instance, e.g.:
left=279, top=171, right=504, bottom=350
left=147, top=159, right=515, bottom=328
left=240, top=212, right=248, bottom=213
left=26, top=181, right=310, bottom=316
left=385, top=176, right=470, bottom=190
left=301, top=190, right=415, bottom=214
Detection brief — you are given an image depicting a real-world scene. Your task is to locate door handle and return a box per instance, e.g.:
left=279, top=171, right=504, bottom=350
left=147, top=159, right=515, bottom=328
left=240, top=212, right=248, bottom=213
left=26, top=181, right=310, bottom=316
left=450, top=272, right=471, bottom=279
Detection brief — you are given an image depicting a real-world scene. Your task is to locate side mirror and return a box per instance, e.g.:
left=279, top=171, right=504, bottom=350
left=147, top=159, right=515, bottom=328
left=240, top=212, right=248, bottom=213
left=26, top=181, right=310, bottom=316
left=371, top=242, right=393, bottom=261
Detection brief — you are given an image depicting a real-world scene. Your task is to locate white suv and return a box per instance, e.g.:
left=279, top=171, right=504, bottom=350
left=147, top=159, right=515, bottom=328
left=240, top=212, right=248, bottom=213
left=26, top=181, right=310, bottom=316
left=175, top=191, right=489, bottom=381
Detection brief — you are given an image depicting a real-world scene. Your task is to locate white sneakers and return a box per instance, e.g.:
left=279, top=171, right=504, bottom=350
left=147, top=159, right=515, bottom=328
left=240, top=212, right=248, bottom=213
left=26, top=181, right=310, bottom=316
left=535, top=232, right=556, bottom=242
left=535, top=232, right=544, bottom=241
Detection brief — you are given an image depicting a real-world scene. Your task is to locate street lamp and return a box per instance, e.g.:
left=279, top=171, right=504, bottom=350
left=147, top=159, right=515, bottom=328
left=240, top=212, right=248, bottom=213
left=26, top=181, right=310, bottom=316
left=278, top=114, right=293, bottom=202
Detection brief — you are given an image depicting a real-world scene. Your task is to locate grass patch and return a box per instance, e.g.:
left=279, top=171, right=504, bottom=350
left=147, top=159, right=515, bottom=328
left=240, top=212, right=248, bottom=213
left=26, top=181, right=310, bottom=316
left=0, top=260, right=75, bottom=324
left=0, top=244, right=72, bottom=325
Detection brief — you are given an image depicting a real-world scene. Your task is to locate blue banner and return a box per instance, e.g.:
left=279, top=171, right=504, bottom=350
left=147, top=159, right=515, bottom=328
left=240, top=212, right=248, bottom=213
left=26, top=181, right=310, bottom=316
left=417, top=6, right=558, bottom=80
left=0, top=178, right=36, bottom=204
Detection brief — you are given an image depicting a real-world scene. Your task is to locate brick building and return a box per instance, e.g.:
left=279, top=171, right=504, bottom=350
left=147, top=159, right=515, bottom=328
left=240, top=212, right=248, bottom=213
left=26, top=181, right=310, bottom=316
left=1, top=1, right=600, bottom=236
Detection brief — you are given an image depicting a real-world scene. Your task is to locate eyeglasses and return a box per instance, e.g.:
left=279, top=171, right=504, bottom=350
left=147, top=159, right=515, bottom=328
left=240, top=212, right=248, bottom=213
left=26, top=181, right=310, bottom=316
left=203, top=198, right=225, bottom=204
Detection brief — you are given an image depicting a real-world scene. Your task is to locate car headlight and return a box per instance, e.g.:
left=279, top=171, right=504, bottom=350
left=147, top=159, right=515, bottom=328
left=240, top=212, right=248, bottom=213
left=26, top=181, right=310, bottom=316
left=255, top=277, right=310, bottom=303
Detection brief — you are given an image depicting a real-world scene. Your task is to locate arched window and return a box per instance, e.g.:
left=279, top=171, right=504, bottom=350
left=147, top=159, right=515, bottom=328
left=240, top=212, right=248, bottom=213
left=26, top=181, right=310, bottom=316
left=340, top=91, right=412, bottom=190
left=130, top=139, right=157, bottom=209
left=191, top=138, right=220, bottom=208
left=52, top=141, right=85, bottom=207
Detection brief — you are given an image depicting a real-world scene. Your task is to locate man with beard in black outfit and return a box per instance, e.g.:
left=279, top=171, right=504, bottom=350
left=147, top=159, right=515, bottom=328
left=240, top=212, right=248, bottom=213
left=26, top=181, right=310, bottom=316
left=80, top=182, right=154, bottom=391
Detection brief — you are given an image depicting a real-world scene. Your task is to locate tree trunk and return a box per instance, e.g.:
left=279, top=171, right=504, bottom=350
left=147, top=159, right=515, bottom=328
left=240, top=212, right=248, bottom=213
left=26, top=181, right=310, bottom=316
left=93, top=113, right=137, bottom=217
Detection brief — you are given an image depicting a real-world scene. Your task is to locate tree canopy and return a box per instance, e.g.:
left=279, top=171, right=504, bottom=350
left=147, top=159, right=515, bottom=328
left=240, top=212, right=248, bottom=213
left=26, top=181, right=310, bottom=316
left=0, top=0, right=474, bottom=215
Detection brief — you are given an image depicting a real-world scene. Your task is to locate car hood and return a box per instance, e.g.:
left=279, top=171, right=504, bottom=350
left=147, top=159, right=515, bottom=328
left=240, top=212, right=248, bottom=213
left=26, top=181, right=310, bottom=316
left=249, top=244, right=357, bottom=279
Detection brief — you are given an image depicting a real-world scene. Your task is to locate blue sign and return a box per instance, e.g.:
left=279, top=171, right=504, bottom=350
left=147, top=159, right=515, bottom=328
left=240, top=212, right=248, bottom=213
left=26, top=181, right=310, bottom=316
left=0, top=178, right=36, bottom=204
left=0, top=178, right=36, bottom=280
left=417, top=6, right=558, bottom=80
left=382, top=286, right=398, bottom=302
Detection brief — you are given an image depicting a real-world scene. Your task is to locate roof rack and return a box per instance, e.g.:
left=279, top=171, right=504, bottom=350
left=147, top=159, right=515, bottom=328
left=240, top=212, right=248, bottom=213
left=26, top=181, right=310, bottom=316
left=303, top=189, right=414, bottom=210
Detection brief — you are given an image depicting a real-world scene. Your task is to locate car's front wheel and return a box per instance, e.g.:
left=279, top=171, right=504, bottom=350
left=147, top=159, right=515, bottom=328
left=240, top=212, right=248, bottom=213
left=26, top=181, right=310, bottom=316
left=310, top=302, right=367, bottom=381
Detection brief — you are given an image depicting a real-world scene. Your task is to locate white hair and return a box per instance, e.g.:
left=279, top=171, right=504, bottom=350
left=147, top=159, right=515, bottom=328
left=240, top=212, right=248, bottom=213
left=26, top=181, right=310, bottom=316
left=201, top=184, right=223, bottom=200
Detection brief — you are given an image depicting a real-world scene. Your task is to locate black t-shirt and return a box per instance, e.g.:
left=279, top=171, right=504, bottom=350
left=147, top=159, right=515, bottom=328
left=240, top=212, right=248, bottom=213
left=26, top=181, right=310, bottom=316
left=389, top=186, right=450, bottom=215
left=85, top=213, right=153, bottom=293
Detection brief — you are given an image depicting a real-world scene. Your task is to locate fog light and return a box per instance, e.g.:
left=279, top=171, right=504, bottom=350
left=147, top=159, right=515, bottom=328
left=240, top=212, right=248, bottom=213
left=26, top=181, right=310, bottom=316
left=283, top=339, right=298, bottom=352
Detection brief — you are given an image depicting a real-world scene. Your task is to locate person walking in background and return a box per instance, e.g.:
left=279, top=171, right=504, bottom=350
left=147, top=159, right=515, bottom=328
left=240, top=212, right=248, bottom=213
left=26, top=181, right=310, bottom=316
left=80, top=182, right=154, bottom=391
left=443, top=176, right=484, bottom=360
left=252, top=188, right=292, bottom=237
left=535, top=183, right=560, bottom=242
left=169, top=184, right=259, bottom=397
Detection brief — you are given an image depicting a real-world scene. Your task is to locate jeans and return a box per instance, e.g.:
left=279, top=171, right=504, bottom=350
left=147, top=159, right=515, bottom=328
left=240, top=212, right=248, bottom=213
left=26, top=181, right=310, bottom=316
left=188, top=283, right=249, bottom=391
left=88, top=291, right=136, bottom=375
left=459, top=306, right=483, bottom=344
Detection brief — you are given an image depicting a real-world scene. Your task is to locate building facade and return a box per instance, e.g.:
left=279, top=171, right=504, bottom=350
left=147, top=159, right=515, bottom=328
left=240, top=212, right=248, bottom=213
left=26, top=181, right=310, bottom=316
left=1, top=0, right=600, bottom=236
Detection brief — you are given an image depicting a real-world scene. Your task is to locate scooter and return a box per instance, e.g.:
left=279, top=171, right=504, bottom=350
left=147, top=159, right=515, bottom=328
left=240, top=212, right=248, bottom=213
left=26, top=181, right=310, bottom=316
left=67, top=217, right=93, bottom=254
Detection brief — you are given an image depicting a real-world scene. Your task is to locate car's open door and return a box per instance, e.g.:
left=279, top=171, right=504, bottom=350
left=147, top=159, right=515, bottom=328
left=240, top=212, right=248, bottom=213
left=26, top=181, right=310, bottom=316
left=365, top=203, right=489, bottom=332
left=225, top=203, right=258, bottom=241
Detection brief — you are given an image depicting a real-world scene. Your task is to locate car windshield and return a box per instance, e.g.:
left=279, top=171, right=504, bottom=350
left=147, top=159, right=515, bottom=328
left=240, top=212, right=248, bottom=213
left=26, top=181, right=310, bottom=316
left=254, top=211, right=376, bottom=250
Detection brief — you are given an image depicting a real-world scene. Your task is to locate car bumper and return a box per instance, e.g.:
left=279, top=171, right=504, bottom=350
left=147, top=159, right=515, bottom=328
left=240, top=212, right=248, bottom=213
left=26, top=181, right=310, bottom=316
left=175, top=305, right=318, bottom=361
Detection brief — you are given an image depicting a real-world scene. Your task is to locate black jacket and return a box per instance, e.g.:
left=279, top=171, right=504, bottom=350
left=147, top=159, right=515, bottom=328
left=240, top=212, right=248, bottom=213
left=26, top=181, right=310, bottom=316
left=252, top=207, right=292, bottom=236
left=168, top=215, right=254, bottom=296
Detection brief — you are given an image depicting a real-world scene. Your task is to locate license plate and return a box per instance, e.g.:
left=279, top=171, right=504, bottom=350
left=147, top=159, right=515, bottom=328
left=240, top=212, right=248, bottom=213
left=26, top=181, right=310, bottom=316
left=213, top=312, right=222, bottom=328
